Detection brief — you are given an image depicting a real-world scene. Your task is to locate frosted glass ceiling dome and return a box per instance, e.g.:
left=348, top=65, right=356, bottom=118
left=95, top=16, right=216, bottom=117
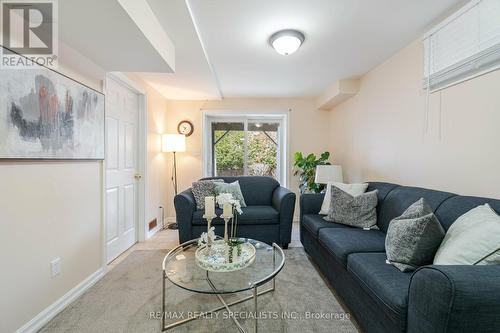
left=269, top=30, right=305, bottom=56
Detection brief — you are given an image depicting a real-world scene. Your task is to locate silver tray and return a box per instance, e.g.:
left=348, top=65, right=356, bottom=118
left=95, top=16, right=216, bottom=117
left=195, top=239, right=256, bottom=272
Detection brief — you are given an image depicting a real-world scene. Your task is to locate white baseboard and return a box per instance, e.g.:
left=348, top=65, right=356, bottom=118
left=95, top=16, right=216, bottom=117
left=15, top=267, right=106, bottom=333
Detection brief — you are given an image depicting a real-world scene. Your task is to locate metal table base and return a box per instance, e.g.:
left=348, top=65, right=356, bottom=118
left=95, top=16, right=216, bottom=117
left=161, top=243, right=282, bottom=333
left=161, top=274, right=275, bottom=333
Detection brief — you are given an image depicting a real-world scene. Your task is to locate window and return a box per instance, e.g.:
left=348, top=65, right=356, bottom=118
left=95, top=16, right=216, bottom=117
left=423, top=0, right=500, bottom=91
left=203, top=114, right=287, bottom=185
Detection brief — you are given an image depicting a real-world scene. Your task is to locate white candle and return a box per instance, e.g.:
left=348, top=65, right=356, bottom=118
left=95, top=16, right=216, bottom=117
left=223, top=202, right=232, bottom=217
left=205, top=196, right=215, bottom=216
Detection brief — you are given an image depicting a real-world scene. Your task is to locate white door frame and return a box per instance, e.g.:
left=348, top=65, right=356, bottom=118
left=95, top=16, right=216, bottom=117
left=202, top=111, right=289, bottom=187
left=102, top=72, right=148, bottom=267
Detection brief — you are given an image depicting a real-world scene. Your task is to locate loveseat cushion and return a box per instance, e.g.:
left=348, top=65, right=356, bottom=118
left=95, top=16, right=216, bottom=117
left=302, top=214, right=350, bottom=238
left=347, top=253, right=412, bottom=330
left=201, top=176, right=279, bottom=206
left=318, top=228, right=386, bottom=267
left=192, top=206, right=280, bottom=225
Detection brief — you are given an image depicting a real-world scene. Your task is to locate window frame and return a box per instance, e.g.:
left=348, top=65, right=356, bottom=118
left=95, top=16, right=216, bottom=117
left=422, top=0, right=500, bottom=92
left=202, top=112, right=288, bottom=187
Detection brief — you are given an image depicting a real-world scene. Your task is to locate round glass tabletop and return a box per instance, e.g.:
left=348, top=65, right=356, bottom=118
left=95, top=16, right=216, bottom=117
left=162, top=238, right=285, bottom=294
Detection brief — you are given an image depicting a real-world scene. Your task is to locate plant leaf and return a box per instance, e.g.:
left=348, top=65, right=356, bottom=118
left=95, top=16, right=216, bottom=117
left=320, top=151, right=330, bottom=161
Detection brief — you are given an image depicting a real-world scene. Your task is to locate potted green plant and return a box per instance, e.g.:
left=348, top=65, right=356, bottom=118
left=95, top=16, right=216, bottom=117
left=293, top=151, right=331, bottom=193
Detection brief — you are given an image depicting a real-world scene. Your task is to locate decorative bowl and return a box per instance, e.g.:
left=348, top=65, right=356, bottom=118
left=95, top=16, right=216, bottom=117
left=195, top=239, right=256, bottom=272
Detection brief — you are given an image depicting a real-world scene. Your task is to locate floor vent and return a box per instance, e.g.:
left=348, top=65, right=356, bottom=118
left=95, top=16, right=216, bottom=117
left=148, top=218, right=157, bottom=231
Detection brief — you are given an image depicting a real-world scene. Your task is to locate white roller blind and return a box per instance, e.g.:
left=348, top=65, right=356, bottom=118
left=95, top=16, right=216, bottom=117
left=423, top=0, right=500, bottom=91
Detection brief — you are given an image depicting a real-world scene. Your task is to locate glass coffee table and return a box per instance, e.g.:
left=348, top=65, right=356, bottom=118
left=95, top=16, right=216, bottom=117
left=162, top=238, right=285, bottom=332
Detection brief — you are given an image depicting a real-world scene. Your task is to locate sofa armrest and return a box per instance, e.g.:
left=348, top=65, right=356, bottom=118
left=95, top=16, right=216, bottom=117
left=174, top=189, right=197, bottom=244
left=408, top=265, right=500, bottom=333
left=272, top=186, right=296, bottom=246
left=299, top=193, right=325, bottom=222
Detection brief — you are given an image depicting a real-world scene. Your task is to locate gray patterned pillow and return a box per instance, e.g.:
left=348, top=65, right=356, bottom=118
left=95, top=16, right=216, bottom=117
left=191, top=179, right=223, bottom=210
left=324, top=185, right=378, bottom=229
left=385, top=198, right=445, bottom=272
left=214, top=181, right=247, bottom=207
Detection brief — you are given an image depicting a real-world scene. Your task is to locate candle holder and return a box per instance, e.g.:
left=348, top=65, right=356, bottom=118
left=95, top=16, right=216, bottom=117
left=221, top=215, right=232, bottom=241
left=202, top=214, right=217, bottom=248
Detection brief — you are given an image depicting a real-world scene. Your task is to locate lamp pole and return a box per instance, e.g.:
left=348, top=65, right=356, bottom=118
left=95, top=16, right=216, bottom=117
left=173, top=151, right=178, bottom=195
left=168, top=151, right=179, bottom=230
left=161, top=133, right=185, bottom=230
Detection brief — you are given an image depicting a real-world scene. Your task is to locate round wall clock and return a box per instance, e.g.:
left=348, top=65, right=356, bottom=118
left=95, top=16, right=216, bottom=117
left=177, top=120, right=194, bottom=137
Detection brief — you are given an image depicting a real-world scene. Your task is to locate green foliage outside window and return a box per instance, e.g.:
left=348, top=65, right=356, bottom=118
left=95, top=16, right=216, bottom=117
left=214, top=130, right=278, bottom=178
left=214, top=131, right=244, bottom=172
left=248, top=132, right=277, bottom=176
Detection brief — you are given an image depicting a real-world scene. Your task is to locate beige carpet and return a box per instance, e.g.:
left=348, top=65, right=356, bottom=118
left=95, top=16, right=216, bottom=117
left=40, top=249, right=358, bottom=333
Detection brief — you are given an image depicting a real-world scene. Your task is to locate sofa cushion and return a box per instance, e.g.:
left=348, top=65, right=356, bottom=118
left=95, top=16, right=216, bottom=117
left=318, top=228, right=386, bottom=267
left=434, top=204, right=500, bottom=265
left=319, top=182, right=369, bottom=215
left=377, top=186, right=455, bottom=232
left=347, top=253, right=412, bottom=327
left=367, top=182, right=400, bottom=205
left=302, top=214, right=350, bottom=238
left=386, top=198, right=445, bottom=272
left=435, top=195, right=500, bottom=230
left=324, top=187, right=378, bottom=229
left=192, top=206, right=279, bottom=225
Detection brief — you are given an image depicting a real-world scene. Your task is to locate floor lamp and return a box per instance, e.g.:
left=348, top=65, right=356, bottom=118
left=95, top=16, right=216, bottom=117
left=162, top=134, right=186, bottom=229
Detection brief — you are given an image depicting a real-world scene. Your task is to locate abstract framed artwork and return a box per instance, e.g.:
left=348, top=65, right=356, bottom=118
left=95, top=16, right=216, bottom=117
left=0, top=47, right=105, bottom=159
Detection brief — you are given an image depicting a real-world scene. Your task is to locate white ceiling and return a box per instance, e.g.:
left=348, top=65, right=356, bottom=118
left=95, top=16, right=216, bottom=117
left=139, top=0, right=221, bottom=100
left=59, top=0, right=175, bottom=73
left=182, top=0, right=464, bottom=98
left=62, top=0, right=466, bottom=100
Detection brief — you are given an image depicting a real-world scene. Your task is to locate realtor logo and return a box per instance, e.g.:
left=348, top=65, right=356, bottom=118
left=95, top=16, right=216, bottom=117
left=1, top=0, right=58, bottom=68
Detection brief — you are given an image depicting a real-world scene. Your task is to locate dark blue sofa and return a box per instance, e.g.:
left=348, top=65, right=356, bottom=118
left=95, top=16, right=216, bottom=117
left=300, top=182, right=500, bottom=333
left=175, top=176, right=296, bottom=248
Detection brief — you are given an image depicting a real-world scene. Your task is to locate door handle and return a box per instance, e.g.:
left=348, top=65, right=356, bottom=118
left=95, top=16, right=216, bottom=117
left=134, top=174, right=142, bottom=181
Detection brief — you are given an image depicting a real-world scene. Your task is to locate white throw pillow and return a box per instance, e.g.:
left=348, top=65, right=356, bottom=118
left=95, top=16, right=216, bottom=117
left=319, top=182, right=369, bottom=215
left=433, top=204, right=500, bottom=265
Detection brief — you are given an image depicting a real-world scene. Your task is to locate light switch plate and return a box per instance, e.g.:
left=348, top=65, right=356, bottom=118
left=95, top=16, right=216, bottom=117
left=51, top=258, right=61, bottom=277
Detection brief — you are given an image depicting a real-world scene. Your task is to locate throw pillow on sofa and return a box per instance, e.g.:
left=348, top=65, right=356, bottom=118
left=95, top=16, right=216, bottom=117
left=324, top=186, right=378, bottom=229
left=385, top=198, right=445, bottom=272
left=319, top=182, right=369, bottom=215
left=191, top=179, right=224, bottom=209
left=434, top=204, right=500, bottom=265
left=214, top=181, right=247, bottom=207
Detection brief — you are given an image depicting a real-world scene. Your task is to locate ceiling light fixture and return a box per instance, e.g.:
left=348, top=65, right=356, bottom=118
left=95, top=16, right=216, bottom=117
left=269, top=29, right=305, bottom=56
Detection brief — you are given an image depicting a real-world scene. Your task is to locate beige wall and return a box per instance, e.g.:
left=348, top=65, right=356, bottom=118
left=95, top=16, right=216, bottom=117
left=0, top=57, right=168, bottom=332
left=163, top=98, right=332, bottom=218
left=329, top=39, right=500, bottom=199
left=0, top=162, right=104, bottom=333
left=126, top=74, right=169, bottom=228
left=6, top=27, right=499, bottom=333
left=0, top=48, right=105, bottom=333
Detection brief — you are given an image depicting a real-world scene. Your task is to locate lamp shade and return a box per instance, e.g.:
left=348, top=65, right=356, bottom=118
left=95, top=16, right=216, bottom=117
left=161, top=134, right=186, bottom=153
left=314, top=165, right=343, bottom=184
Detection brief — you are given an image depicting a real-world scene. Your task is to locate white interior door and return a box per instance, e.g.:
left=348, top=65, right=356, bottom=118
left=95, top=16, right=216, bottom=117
left=105, top=77, right=139, bottom=263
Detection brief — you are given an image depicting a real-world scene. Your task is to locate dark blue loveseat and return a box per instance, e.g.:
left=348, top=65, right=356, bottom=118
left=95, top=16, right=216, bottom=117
left=175, top=176, right=296, bottom=248
left=300, top=182, right=500, bottom=333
